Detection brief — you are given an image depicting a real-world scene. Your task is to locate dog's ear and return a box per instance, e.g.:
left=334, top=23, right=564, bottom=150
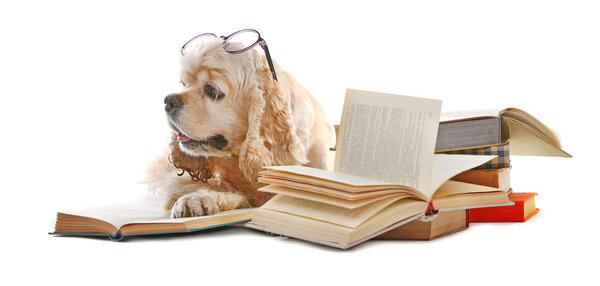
left=238, top=55, right=307, bottom=184
left=168, top=134, right=212, bottom=182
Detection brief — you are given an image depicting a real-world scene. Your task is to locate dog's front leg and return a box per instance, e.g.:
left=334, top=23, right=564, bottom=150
left=169, top=188, right=250, bottom=218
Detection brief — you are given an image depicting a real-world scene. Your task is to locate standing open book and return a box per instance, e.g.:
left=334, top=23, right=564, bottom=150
left=247, top=89, right=512, bottom=248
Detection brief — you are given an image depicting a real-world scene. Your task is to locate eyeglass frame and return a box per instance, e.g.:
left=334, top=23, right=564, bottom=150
left=180, top=29, right=278, bottom=82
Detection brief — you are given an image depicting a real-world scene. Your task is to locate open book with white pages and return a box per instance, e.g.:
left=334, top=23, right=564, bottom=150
left=246, top=89, right=512, bottom=249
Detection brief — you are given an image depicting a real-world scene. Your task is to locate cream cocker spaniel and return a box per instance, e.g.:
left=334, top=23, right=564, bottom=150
left=145, top=35, right=333, bottom=218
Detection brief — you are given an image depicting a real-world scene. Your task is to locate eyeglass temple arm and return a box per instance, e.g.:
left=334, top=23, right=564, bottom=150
left=260, top=41, right=278, bottom=82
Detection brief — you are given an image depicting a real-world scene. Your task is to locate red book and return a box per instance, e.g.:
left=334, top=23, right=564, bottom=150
left=469, top=192, right=539, bottom=222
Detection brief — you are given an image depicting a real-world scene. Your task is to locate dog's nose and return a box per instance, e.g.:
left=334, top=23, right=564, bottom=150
left=164, top=94, right=183, bottom=113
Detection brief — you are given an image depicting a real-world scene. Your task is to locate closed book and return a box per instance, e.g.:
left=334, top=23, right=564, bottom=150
left=439, top=143, right=510, bottom=170
left=436, top=117, right=504, bottom=151
left=375, top=209, right=469, bottom=240
left=469, top=192, right=539, bottom=222
left=451, top=168, right=510, bottom=191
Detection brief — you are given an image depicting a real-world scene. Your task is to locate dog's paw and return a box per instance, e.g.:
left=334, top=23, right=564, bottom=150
left=170, top=192, right=219, bottom=218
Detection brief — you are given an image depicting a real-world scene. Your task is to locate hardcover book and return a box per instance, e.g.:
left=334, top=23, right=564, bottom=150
left=50, top=199, right=254, bottom=241
left=469, top=192, right=539, bottom=222
left=437, top=108, right=571, bottom=157
left=375, top=209, right=469, bottom=240
left=436, top=117, right=503, bottom=152
left=438, top=143, right=510, bottom=170
left=451, top=168, right=511, bottom=191
left=247, top=89, right=511, bottom=249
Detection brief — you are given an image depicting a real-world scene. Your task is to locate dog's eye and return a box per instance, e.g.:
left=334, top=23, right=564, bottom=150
left=204, top=83, right=225, bottom=100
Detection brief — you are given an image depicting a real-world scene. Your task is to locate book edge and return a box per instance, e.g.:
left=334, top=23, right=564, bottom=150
left=49, top=219, right=251, bottom=241
left=245, top=213, right=423, bottom=249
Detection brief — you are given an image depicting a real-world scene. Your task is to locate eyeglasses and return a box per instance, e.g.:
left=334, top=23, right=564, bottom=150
left=181, top=29, right=278, bottom=82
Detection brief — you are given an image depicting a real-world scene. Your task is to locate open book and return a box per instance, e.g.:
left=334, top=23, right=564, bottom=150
left=50, top=199, right=253, bottom=241
left=247, top=89, right=511, bottom=249
left=438, top=108, right=570, bottom=157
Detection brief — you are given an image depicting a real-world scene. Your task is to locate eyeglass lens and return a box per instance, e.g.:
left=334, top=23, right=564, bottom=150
left=224, top=30, right=260, bottom=53
left=181, top=33, right=217, bottom=54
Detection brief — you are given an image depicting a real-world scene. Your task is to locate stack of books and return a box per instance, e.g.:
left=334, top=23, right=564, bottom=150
left=248, top=90, right=570, bottom=247
left=436, top=108, right=570, bottom=223
left=328, top=107, right=568, bottom=242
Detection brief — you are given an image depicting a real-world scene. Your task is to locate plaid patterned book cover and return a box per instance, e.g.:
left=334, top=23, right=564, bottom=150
left=438, top=143, right=510, bottom=170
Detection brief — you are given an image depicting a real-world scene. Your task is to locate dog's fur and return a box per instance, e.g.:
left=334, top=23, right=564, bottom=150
left=145, top=38, right=333, bottom=218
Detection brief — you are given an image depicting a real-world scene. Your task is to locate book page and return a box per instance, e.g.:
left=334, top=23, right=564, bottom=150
left=259, top=184, right=413, bottom=209
left=263, top=165, right=392, bottom=186
left=57, top=197, right=169, bottom=229
left=334, top=89, right=442, bottom=194
left=259, top=177, right=424, bottom=200
left=433, top=180, right=502, bottom=198
left=128, top=209, right=254, bottom=224
left=501, top=108, right=561, bottom=141
left=504, top=118, right=571, bottom=157
left=428, top=154, right=497, bottom=199
left=261, top=194, right=406, bottom=228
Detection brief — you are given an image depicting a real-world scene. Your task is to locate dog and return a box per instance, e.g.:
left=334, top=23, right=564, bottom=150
left=145, top=37, right=334, bottom=218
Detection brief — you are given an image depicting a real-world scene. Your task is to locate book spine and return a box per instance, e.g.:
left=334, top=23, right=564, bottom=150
left=438, top=143, right=510, bottom=170
left=435, top=117, right=502, bottom=151
left=469, top=193, right=538, bottom=222
left=451, top=168, right=510, bottom=190
left=109, top=231, right=125, bottom=242
left=469, top=202, right=524, bottom=222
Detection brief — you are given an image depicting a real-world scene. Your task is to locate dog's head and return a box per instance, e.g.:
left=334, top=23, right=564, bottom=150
left=165, top=38, right=307, bottom=183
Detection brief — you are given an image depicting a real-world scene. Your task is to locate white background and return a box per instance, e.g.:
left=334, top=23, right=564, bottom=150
left=1, top=0, right=598, bottom=285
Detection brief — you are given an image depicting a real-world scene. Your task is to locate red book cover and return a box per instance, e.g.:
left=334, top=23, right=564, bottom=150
left=469, top=192, right=539, bottom=222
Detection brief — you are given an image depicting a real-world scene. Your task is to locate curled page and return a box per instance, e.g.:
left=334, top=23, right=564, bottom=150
left=428, top=154, right=497, bottom=199
left=334, top=89, right=442, bottom=194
